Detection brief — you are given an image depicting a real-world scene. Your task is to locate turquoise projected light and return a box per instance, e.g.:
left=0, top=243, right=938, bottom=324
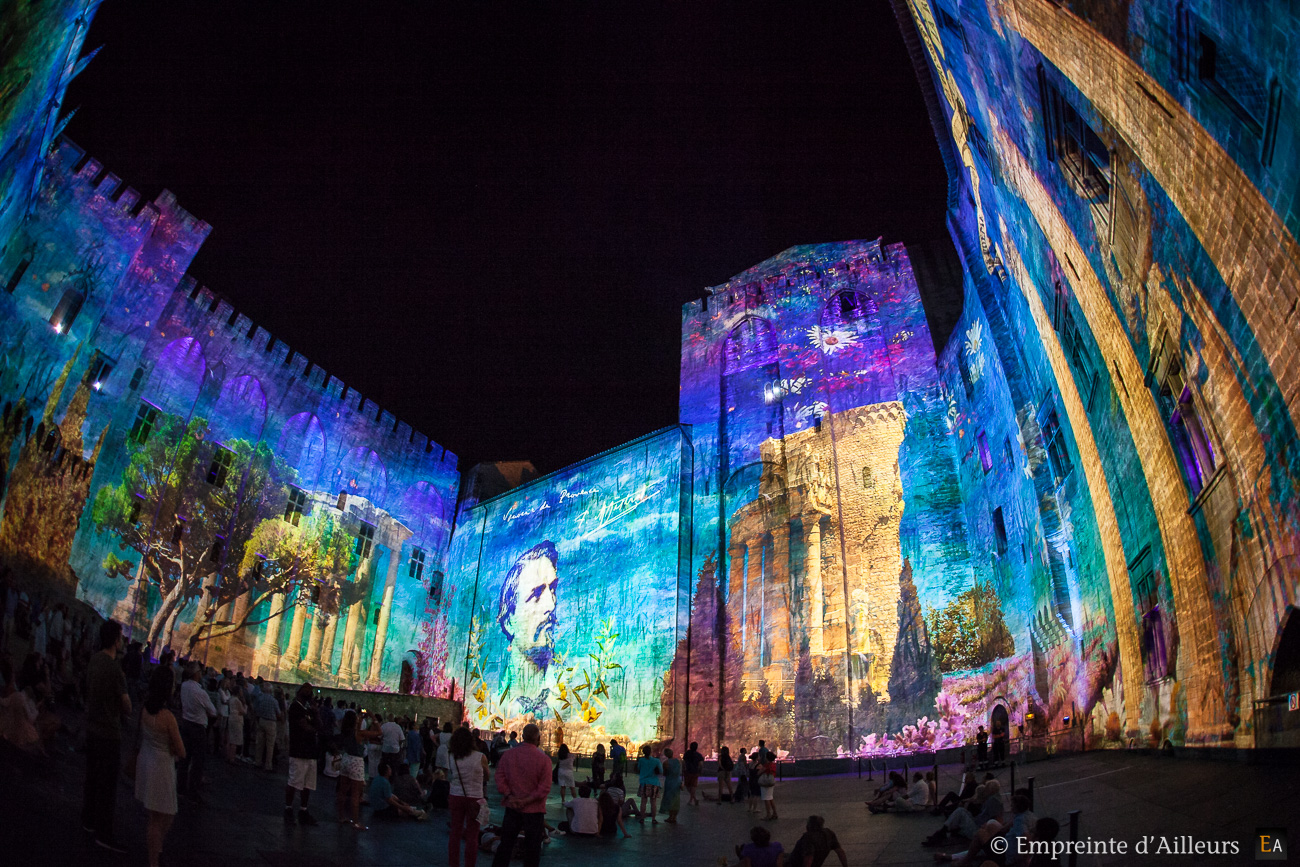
left=441, top=427, right=692, bottom=746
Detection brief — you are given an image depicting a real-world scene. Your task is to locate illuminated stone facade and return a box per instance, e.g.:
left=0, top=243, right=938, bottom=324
left=1, top=0, right=1297, bottom=751
left=899, top=0, right=1300, bottom=748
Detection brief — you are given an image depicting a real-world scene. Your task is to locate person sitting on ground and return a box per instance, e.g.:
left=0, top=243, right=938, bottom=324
left=922, top=780, right=1003, bottom=847
left=369, top=761, right=427, bottom=821
left=873, top=771, right=930, bottom=813
left=1020, top=816, right=1061, bottom=867
left=734, top=824, right=785, bottom=867
left=865, top=772, right=906, bottom=811
left=934, top=789, right=1034, bottom=865
left=789, top=815, right=847, bottom=867
left=598, top=776, right=632, bottom=838
left=934, top=768, right=978, bottom=815
left=560, top=782, right=600, bottom=836
left=393, top=762, right=426, bottom=805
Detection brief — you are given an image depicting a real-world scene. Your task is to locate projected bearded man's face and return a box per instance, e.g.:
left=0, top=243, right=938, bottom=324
left=499, top=541, right=559, bottom=672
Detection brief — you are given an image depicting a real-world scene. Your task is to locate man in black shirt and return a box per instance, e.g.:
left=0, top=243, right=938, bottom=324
left=790, top=816, right=848, bottom=867
left=83, top=620, right=130, bottom=853
left=682, top=742, right=705, bottom=805
left=284, top=683, right=319, bottom=825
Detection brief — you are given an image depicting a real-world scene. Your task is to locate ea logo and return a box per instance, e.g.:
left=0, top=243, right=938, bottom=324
left=1255, top=828, right=1288, bottom=861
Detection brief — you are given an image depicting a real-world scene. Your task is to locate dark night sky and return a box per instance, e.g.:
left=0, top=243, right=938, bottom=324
left=63, top=1, right=948, bottom=474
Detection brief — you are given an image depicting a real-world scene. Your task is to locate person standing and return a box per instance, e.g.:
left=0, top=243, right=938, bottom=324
left=660, top=747, right=682, bottom=823
left=991, top=719, right=1007, bottom=765
left=609, top=738, right=626, bottom=777
left=285, top=683, right=319, bottom=825
left=226, top=682, right=247, bottom=764
left=682, top=741, right=704, bottom=806
left=380, top=713, right=405, bottom=767
left=757, top=752, right=778, bottom=821
left=556, top=743, right=576, bottom=802
left=214, top=677, right=231, bottom=757
left=436, top=720, right=454, bottom=776
left=590, top=742, right=606, bottom=787
left=177, top=662, right=216, bottom=800
left=717, top=745, right=735, bottom=804
left=135, top=666, right=185, bottom=867
left=405, top=718, right=423, bottom=770
left=491, top=722, right=552, bottom=867
left=335, top=710, right=379, bottom=830
left=448, top=726, right=490, bottom=867
left=636, top=743, right=663, bottom=824
left=733, top=750, right=750, bottom=805
left=82, top=619, right=130, bottom=853
left=253, top=681, right=281, bottom=770
left=975, top=725, right=988, bottom=768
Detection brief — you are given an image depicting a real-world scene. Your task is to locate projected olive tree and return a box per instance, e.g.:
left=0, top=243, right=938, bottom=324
left=93, top=412, right=291, bottom=650
left=189, top=509, right=360, bottom=650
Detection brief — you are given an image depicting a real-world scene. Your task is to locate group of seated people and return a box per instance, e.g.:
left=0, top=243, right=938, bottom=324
left=864, top=766, right=1062, bottom=866
left=922, top=776, right=1060, bottom=866
left=366, top=761, right=428, bottom=821
left=554, top=776, right=639, bottom=838
left=865, top=770, right=937, bottom=813
left=727, top=816, right=849, bottom=867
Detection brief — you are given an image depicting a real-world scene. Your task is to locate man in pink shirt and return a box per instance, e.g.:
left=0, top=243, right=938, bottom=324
left=492, top=722, right=552, bottom=867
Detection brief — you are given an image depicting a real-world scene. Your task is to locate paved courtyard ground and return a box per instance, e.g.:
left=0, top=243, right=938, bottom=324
left=2, top=728, right=1296, bottom=867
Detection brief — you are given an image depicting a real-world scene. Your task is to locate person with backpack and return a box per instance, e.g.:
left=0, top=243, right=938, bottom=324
left=717, top=745, right=735, bottom=803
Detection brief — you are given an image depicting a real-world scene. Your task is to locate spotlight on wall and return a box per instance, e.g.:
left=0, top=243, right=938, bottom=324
left=92, top=381, right=102, bottom=391
left=52, top=322, right=63, bottom=333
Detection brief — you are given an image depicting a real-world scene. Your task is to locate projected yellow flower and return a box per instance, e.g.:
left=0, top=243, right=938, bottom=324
left=807, top=325, right=859, bottom=354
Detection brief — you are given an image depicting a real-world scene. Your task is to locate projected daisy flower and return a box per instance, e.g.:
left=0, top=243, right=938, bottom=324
left=963, top=319, right=986, bottom=381
left=807, top=325, right=859, bottom=354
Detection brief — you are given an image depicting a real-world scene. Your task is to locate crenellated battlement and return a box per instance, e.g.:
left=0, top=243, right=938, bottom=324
left=160, top=275, right=458, bottom=471
left=38, top=138, right=458, bottom=477
left=49, top=139, right=160, bottom=225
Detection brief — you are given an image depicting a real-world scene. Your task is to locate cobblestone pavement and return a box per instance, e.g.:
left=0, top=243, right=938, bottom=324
left=2, top=725, right=1296, bottom=867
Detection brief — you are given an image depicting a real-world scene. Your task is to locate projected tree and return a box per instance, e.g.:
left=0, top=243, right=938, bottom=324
left=92, top=413, right=291, bottom=650
left=186, top=508, right=361, bottom=651
left=927, top=580, right=1015, bottom=673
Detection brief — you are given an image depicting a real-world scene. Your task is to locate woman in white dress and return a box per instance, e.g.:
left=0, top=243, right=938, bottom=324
left=225, top=685, right=246, bottom=764
left=435, top=721, right=454, bottom=776
left=556, top=743, right=577, bottom=802
left=136, top=665, right=185, bottom=867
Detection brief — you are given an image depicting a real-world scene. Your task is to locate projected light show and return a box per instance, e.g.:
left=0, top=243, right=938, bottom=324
left=3, top=0, right=1300, bottom=770
left=440, top=427, right=691, bottom=746
left=0, top=145, right=460, bottom=692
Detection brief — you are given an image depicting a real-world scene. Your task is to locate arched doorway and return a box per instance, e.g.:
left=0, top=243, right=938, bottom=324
left=399, top=660, right=415, bottom=694
left=399, top=650, right=424, bottom=695
left=1260, top=608, right=1300, bottom=748
left=990, top=704, right=1010, bottom=765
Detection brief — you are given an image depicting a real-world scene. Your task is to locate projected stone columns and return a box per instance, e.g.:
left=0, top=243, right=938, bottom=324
left=728, top=542, right=745, bottom=667
left=229, top=592, right=252, bottom=645
left=804, top=515, right=825, bottom=656
left=765, top=524, right=793, bottom=694
left=744, top=536, right=764, bottom=684
left=303, top=602, right=325, bottom=668
left=283, top=590, right=308, bottom=665
left=367, top=522, right=413, bottom=684
left=319, top=610, right=339, bottom=673
left=338, top=555, right=374, bottom=684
